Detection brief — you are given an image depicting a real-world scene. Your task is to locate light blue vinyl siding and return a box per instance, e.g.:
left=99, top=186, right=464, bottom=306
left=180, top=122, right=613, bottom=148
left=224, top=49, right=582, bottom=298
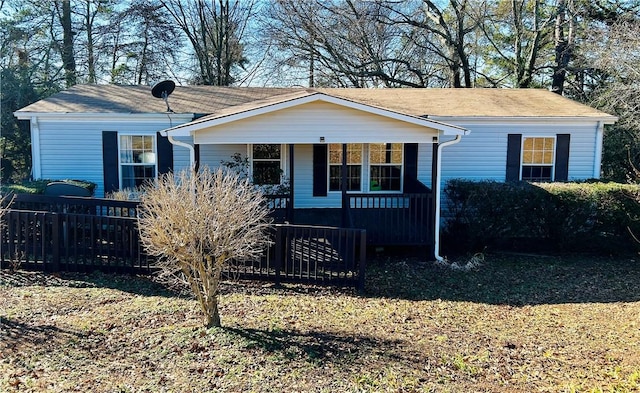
left=36, top=117, right=188, bottom=197
left=34, top=116, right=599, bottom=202
left=418, top=121, right=599, bottom=189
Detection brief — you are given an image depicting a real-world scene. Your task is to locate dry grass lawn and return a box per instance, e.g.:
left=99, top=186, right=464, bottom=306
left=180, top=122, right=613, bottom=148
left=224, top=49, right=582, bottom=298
left=1, top=254, right=639, bottom=392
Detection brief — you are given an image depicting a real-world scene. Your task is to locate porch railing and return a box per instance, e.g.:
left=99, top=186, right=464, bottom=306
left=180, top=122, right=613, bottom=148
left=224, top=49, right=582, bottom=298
left=265, top=194, right=291, bottom=223
left=348, top=192, right=433, bottom=245
left=1, top=196, right=364, bottom=289
left=6, top=194, right=139, bottom=217
left=223, top=224, right=366, bottom=289
left=1, top=209, right=149, bottom=273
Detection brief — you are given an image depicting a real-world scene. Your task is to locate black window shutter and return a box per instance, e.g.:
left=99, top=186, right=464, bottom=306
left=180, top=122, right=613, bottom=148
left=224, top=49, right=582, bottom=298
left=156, top=132, right=174, bottom=175
left=554, top=134, right=570, bottom=182
left=403, top=143, right=419, bottom=191
left=506, top=134, right=522, bottom=182
left=102, top=131, right=119, bottom=194
left=313, top=144, right=328, bottom=197
left=194, top=144, right=200, bottom=172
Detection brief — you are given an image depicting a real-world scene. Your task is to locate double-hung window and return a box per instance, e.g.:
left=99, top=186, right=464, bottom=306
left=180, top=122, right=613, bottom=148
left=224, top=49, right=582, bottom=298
left=251, top=144, right=282, bottom=185
left=329, top=143, right=363, bottom=191
left=119, top=135, right=156, bottom=189
left=369, top=143, right=403, bottom=191
left=521, top=137, right=555, bottom=181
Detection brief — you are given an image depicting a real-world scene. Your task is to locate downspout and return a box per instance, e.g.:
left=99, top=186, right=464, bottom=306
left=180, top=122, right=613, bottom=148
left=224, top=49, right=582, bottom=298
left=433, top=134, right=462, bottom=262
left=161, top=112, right=196, bottom=170
left=166, top=134, right=195, bottom=170
left=30, top=116, right=42, bottom=179
left=163, top=132, right=196, bottom=202
left=593, top=121, right=604, bottom=179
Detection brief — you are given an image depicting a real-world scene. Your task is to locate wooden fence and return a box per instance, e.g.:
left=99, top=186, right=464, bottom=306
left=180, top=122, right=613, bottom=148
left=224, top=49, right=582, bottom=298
left=348, top=193, right=432, bottom=245
left=1, top=195, right=365, bottom=288
left=0, top=209, right=149, bottom=273
left=223, top=224, right=366, bottom=289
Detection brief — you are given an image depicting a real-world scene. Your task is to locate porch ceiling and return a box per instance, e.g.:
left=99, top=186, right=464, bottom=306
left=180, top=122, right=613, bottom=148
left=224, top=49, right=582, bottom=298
left=163, top=93, right=468, bottom=144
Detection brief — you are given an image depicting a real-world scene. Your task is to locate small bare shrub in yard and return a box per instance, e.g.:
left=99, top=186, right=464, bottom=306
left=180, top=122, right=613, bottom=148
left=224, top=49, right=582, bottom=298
left=138, top=167, right=272, bottom=327
left=436, top=253, right=485, bottom=271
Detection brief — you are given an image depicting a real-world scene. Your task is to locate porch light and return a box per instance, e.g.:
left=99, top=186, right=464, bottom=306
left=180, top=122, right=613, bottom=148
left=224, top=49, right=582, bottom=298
left=320, top=136, right=325, bottom=142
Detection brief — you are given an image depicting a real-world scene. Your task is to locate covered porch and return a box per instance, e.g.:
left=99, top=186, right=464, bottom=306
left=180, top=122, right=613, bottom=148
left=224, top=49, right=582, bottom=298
left=162, top=92, right=468, bottom=256
left=263, top=142, right=436, bottom=247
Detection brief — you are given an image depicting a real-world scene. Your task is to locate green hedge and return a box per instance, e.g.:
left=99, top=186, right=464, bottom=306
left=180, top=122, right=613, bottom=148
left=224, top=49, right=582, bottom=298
left=442, top=180, right=640, bottom=255
left=1, top=179, right=96, bottom=195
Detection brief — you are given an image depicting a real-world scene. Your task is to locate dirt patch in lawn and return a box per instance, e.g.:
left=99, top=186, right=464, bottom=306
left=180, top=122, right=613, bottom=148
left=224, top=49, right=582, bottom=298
left=1, top=255, right=639, bottom=392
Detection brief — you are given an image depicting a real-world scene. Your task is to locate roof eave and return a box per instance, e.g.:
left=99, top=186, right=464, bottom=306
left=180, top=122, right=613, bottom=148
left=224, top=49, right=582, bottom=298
left=427, top=115, right=618, bottom=124
left=162, top=93, right=468, bottom=137
left=14, top=111, right=195, bottom=121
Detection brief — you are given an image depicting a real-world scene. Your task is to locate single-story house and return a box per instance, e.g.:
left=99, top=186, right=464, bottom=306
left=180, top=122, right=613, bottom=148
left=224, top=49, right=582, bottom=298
left=14, top=85, right=617, bottom=259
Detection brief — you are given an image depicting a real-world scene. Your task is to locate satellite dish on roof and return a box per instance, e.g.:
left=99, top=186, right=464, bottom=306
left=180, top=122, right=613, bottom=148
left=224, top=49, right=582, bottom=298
left=151, top=80, right=175, bottom=112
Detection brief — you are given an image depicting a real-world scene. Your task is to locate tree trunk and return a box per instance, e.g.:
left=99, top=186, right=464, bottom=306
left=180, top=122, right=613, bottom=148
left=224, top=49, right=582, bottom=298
left=552, top=0, right=573, bottom=95
left=206, top=301, right=221, bottom=327
left=60, top=0, right=76, bottom=87
left=85, top=1, right=96, bottom=84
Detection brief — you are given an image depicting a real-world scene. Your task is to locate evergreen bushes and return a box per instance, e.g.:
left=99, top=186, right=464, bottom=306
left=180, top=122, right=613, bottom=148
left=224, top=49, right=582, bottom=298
left=443, top=180, right=640, bottom=255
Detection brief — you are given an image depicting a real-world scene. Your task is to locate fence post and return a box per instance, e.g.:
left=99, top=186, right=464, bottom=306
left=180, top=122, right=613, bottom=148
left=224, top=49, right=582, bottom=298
left=51, top=213, right=60, bottom=272
left=357, top=229, right=367, bottom=292
left=0, top=211, right=7, bottom=269
left=274, top=225, right=282, bottom=285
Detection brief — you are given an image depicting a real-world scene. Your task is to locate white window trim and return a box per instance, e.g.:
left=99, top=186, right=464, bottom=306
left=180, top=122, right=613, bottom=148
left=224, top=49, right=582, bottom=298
left=328, top=143, right=364, bottom=193
left=368, top=143, right=404, bottom=193
left=247, top=144, right=287, bottom=185
left=327, top=143, right=404, bottom=194
left=519, top=136, right=556, bottom=181
left=118, top=133, right=158, bottom=190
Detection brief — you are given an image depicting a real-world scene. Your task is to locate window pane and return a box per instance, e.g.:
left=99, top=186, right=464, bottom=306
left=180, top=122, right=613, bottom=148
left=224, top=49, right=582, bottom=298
left=370, top=144, right=384, bottom=164
left=253, top=144, right=280, bottom=159
left=120, top=135, right=156, bottom=189
left=522, top=165, right=552, bottom=181
left=121, top=165, right=156, bottom=188
left=522, top=137, right=555, bottom=165
left=253, top=161, right=281, bottom=185
left=347, top=144, right=363, bottom=163
left=329, top=144, right=342, bottom=164
left=370, top=165, right=401, bottom=191
left=391, top=149, right=402, bottom=164
left=330, top=143, right=362, bottom=164
left=533, top=151, right=543, bottom=163
left=121, top=135, right=155, bottom=164
left=329, top=165, right=361, bottom=191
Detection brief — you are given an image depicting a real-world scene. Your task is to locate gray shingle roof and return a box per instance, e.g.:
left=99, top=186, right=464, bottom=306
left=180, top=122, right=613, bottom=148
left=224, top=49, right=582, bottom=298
left=15, top=84, right=616, bottom=120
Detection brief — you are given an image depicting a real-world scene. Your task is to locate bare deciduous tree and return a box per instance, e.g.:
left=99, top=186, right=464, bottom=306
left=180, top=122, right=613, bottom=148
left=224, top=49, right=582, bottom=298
left=138, top=167, right=272, bottom=327
left=160, top=0, right=256, bottom=85
left=476, top=0, right=554, bottom=88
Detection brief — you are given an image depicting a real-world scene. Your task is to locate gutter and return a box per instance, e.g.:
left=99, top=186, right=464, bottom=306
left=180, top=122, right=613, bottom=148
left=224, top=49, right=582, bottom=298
left=160, top=112, right=196, bottom=170
left=165, top=134, right=195, bottom=170
left=433, top=134, right=462, bottom=262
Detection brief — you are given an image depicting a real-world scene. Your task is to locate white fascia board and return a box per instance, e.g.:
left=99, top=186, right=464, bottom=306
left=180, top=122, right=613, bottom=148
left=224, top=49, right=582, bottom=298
left=13, top=112, right=194, bottom=123
left=428, top=115, right=618, bottom=125
left=163, top=94, right=468, bottom=137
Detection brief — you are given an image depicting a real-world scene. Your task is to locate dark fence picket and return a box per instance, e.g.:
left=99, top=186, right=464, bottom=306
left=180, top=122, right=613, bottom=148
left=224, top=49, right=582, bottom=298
left=221, top=224, right=366, bottom=288
left=1, top=195, right=364, bottom=288
left=348, top=193, right=432, bottom=246
left=1, top=209, right=151, bottom=274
